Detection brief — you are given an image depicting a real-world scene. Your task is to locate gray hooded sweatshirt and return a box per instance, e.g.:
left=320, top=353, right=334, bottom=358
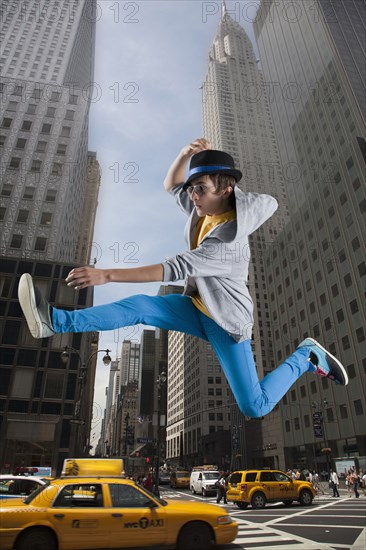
left=162, top=184, right=278, bottom=342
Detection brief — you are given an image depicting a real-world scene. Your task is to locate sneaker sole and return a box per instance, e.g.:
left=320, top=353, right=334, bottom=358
left=306, top=337, right=349, bottom=386
left=18, top=273, right=43, bottom=338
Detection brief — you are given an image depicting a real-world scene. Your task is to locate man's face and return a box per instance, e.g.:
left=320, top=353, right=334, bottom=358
left=187, top=175, right=232, bottom=217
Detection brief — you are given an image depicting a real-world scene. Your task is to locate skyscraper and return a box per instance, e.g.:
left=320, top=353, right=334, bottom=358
left=201, top=2, right=291, bottom=468
left=0, top=0, right=98, bottom=262
left=254, top=0, right=365, bottom=468
left=0, top=0, right=99, bottom=474
left=120, top=340, right=141, bottom=387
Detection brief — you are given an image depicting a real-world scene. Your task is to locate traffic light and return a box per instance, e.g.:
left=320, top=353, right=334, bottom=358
left=146, top=457, right=150, bottom=463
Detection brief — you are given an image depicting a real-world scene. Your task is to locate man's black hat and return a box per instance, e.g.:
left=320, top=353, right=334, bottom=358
left=184, top=150, right=242, bottom=186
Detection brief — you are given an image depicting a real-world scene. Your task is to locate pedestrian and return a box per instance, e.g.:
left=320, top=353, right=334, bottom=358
left=362, top=471, right=366, bottom=496
left=330, top=470, right=340, bottom=497
left=143, top=472, right=153, bottom=492
left=18, top=139, right=349, bottom=419
left=346, top=470, right=353, bottom=497
left=351, top=471, right=360, bottom=498
left=216, top=473, right=228, bottom=504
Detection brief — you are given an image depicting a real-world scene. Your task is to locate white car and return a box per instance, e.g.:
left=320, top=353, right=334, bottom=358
left=0, top=475, right=47, bottom=500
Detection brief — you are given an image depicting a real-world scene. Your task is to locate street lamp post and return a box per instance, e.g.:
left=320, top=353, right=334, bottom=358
left=153, top=371, right=167, bottom=497
left=61, top=346, right=111, bottom=457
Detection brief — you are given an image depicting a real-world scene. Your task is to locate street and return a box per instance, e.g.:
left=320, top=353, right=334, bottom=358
left=159, top=486, right=366, bottom=550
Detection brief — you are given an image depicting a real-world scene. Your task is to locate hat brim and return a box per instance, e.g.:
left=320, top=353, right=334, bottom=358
left=184, top=168, right=242, bottom=186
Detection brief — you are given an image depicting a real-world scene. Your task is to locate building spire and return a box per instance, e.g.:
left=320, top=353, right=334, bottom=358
left=221, top=0, right=227, bottom=19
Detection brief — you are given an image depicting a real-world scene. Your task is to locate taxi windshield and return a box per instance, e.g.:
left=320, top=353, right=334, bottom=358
left=176, top=473, right=189, bottom=478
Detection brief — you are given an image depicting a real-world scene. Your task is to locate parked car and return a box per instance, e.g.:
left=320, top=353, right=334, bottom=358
left=227, top=469, right=316, bottom=509
left=170, top=471, right=191, bottom=489
left=0, top=475, right=47, bottom=500
left=0, top=459, right=238, bottom=550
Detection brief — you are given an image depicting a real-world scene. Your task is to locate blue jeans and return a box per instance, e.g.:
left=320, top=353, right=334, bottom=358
left=53, top=294, right=314, bottom=418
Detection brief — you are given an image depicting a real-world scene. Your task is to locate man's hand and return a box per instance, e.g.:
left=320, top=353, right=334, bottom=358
left=163, top=138, right=211, bottom=192
left=66, top=267, right=107, bottom=289
left=180, top=138, right=211, bottom=158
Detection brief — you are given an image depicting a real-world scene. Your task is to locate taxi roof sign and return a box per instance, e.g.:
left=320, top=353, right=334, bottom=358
left=61, top=458, right=124, bottom=477
left=191, top=465, right=218, bottom=471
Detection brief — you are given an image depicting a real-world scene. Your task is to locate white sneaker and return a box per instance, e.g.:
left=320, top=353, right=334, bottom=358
left=18, top=273, right=55, bottom=339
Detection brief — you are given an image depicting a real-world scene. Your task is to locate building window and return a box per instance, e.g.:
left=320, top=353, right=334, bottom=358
left=354, top=399, right=363, bottom=416
left=41, top=123, right=52, bottom=134
left=23, top=186, right=35, bottom=199
left=44, top=372, right=64, bottom=398
left=2, top=118, right=12, bottom=128
left=36, top=141, right=47, bottom=153
left=10, top=234, right=23, bottom=248
left=40, top=212, right=52, bottom=225
left=56, top=143, right=67, bottom=155
left=61, top=126, right=71, bottom=137
left=27, top=104, right=37, bottom=114
left=336, top=309, right=344, bottom=323
left=1, top=183, right=13, bottom=197
left=331, top=284, right=339, bottom=297
left=21, top=120, right=32, bottom=131
left=17, top=210, right=29, bottom=223
left=356, top=327, right=365, bottom=343
left=50, top=91, right=61, bottom=101
left=65, top=109, right=75, bottom=120
left=344, top=274, right=352, bottom=288
left=45, top=189, right=57, bottom=202
left=46, top=106, right=56, bottom=117
left=340, top=405, right=348, bottom=419
left=34, top=237, right=47, bottom=251
left=11, top=368, right=34, bottom=398
left=0, top=134, right=6, bottom=147
left=31, top=160, right=42, bottom=172
left=51, top=163, right=62, bottom=176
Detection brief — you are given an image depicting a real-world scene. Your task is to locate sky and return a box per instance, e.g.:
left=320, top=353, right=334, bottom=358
left=86, top=0, right=258, bottom=450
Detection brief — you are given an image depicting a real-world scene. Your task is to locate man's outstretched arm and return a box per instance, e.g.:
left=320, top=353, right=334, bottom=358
left=66, top=264, right=164, bottom=289
left=163, top=138, right=211, bottom=192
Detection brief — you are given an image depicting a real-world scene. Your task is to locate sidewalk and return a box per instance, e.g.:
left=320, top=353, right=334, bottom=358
left=315, top=484, right=365, bottom=499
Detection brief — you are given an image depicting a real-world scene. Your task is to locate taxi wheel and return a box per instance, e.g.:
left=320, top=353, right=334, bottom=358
left=299, top=489, right=313, bottom=506
left=251, top=491, right=266, bottom=509
left=17, top=528, right=56, bottom=550
left=177, top=521, right=213, bottom=550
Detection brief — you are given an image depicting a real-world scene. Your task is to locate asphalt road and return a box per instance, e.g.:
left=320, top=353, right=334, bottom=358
left=159, top=486, right=366, bottom=550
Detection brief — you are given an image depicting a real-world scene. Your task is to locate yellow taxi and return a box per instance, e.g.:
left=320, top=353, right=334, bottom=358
left=169, top=470, right=191, bottom=489
left=227, top=469, right=316, bottom=509
left=0, top=459, right=237, bottom=550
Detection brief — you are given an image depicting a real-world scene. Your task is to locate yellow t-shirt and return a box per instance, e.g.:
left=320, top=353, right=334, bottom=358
left=191, top=209, right=236, bottom=317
